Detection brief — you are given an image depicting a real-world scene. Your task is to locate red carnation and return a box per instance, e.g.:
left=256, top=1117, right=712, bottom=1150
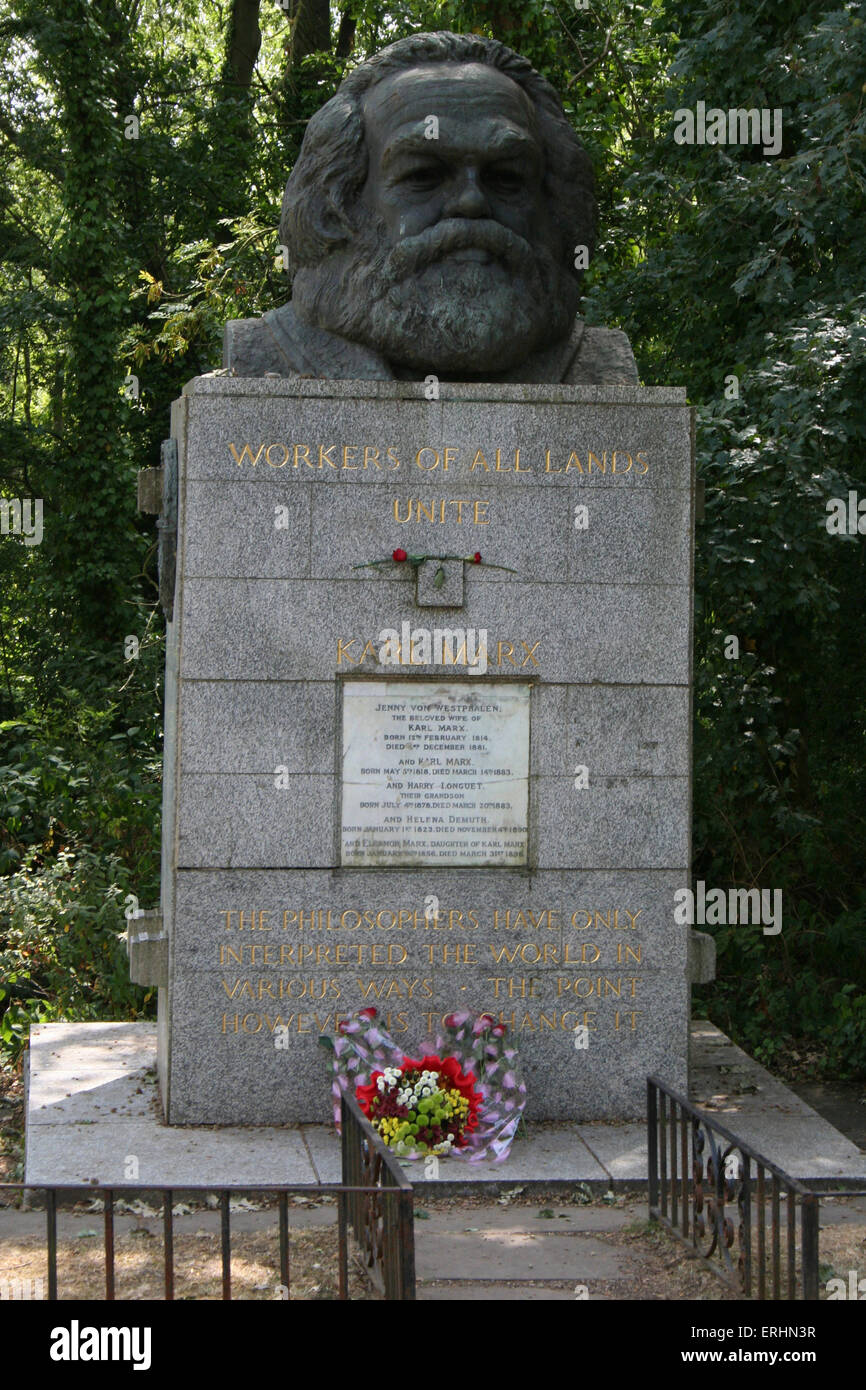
left=393, top=548, right=408, bottom=562
left=357, top=1006, right=378, bottom=1020
left=473, top=551, right=482, bottom=563
left=355, top=1072, right=382, bottom=1116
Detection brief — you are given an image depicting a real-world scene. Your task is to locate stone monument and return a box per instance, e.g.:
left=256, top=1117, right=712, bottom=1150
left=135, top=32, right=696, bottom=1125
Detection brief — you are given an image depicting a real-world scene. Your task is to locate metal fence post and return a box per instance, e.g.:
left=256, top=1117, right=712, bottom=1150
left=647, top=1076, right=659, bottom=1213
left=801, top=1193, right=819, bottom=1301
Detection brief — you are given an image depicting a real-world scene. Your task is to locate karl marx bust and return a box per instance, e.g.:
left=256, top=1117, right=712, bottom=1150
left=224, top=31, right=637, bottom=385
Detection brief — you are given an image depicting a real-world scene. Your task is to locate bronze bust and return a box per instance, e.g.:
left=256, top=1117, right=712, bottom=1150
left=224, top=31, right=637, bottom=386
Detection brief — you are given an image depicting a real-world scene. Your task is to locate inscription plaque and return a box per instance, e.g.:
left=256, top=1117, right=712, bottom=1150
left=341, top=681, right=530, bottom=867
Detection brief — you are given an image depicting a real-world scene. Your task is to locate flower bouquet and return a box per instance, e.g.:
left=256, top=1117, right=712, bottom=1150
left=356, top=1056, right=481, bottom=1157
left=320, top=1007, right=526, bottom=1162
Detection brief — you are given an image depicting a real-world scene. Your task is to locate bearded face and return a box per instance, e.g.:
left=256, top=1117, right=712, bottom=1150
left=291, top=214, right=579, bottom=375
left=285, top=61, right=583, bottom=377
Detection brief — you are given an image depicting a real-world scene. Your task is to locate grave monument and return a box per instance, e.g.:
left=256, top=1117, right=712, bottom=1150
left=134, top=32, right=696, bottom=1125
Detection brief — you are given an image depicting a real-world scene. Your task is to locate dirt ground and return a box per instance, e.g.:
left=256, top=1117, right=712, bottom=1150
left=0, top=1212, right=373, bottom=1301
left=0, top=1192, right=735, bottom=1301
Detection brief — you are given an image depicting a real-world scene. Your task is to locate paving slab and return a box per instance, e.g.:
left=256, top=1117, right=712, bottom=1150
left=816, top=1196, right=866, bottom=1227
left=25, top=1116, right=315, bottom=1189
left=414, top=1229, right=634, bottom=1281
left=28, top=1022, right=157, bottom=1125
left=415, top=1129, right=609, bottom=1187
left=412, top=1204, right=637, bottom=1232
left=688, top=1021, right=866, bottom=1187
left=299, top=1124, right=341, bottom=1184
left=579, top=1123, right=647, bottom=1182
left=303, top=1120, right=609, bottom=1187
left=795, top=1082, right=866, bottom=1152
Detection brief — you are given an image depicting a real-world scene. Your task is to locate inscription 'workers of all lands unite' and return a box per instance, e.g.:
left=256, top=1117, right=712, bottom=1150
left=229, top=442, right=651, bottom=476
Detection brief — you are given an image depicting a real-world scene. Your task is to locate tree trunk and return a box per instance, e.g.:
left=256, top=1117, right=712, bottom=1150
left=291, top=0, right=330, bottom=64
left=335, top=10, right=356, bottom=60
left=221, top=0, right=262, bottom=87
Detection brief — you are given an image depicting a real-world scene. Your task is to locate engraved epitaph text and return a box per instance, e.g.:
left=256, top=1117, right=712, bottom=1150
left=341, top=682, right=530, bottom=867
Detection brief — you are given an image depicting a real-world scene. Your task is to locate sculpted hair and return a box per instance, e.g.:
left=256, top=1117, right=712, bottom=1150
left=280, top=30, right=596, bottom=284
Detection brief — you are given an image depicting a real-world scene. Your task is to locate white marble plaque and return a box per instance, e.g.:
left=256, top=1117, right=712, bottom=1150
left=341, top=682, right=530, bottom=867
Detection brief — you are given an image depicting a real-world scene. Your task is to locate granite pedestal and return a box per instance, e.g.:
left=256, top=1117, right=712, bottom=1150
left=150, top=378, right=695, bottom=1124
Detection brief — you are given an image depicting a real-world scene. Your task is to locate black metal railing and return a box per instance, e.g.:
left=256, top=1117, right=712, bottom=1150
left=340, top=1090, right=416, bottom=1300
left=647, top=1075, right=819, bottom=1299
left=0, top=1095, right=414, bottom=1301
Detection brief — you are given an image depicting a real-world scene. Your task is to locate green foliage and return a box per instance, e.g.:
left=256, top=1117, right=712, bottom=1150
left=0, top=627, right=163, bottom=1057
left=591, top=0, right=866, bottom=1075
left=0, top=845, right=151, bottom=1059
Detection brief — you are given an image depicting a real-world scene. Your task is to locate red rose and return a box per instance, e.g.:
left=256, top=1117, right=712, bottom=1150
left=473, top=552, right=482, bottom=563
left=357, top=1006, right=378, bottom=1020
left=393, top=548, right=408, bottom=562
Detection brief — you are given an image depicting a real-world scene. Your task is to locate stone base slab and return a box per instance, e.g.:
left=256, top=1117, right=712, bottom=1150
left=23, top=1019, right=866, bottom=1190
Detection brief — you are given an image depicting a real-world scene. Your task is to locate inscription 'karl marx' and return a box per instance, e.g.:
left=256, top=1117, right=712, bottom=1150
left=337, top=636, right=540, bottom=667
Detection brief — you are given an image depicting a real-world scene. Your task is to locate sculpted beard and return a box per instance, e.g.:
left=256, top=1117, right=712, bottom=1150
left=290, top=216, right=579, bottom=373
